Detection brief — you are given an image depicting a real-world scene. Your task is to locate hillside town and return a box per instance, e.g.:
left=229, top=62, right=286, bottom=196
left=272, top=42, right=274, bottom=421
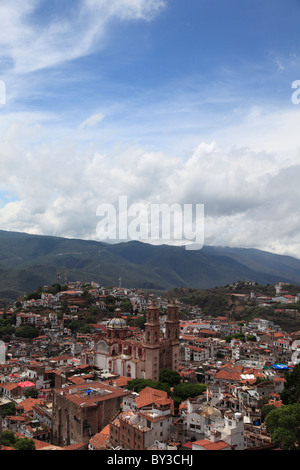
left=0, top=279, right=300, bottom=451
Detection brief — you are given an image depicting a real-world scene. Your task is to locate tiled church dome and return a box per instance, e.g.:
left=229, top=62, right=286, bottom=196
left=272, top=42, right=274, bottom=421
left=107, top=317, right=127, bottom=329
left=107, top=308, right=127, bottom=329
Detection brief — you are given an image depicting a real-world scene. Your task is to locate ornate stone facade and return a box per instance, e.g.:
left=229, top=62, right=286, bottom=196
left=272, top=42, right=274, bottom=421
left=86, top=300, right=180, bottom=381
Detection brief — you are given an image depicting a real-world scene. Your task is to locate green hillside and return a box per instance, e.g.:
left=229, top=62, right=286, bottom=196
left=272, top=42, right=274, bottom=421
left=0, top=230, right=299, bottom=301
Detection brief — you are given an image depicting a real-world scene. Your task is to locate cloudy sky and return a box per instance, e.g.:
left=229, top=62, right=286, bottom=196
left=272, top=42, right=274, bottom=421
left=0, top=0, right=300, bottom=258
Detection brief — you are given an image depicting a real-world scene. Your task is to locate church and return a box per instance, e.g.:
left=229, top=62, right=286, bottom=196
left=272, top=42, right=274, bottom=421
left=83, top=300, right=180, bottom=382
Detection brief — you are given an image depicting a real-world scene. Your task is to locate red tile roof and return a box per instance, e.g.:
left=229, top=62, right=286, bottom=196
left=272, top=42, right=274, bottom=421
left=193, top=439, right=231, bottom=450
left=135, top=387, right=167, bottom=409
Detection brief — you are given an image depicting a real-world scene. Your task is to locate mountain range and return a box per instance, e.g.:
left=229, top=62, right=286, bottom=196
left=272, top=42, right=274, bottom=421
left=0, top=229, right=300, bottom=301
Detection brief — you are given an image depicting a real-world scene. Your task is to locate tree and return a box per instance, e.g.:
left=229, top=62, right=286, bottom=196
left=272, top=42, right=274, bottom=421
left=61, top=298, right=69, bottom=313
left=261, top=404, right=276, bottom=423
left=265, top=403, right=300, bottom=450
left=13, top=437, right=36, bottom=450
left=25, top=388, right=38, bottom=398
left=136, top=315, right=146, bottom=330
left=172, top=383, right=206, bottom=401
left=127, top=378, right=170, bottom=394
left=159, top=369, right=181, bottom=387
left=246, top=335, right=257, bottom=342
left=79, top=324, right=91, bottom=334
left=0, top=324, right=15, bottom=338
left=120, top=298, right=133, bottom=314
left=47, top=283, right=62, bottom=295
left=15, top=326, right=39, bottom=339
left=1, top=401, right=16, bottom=418
left=280, top=363, right=300, bottom=405
left=1, top=430, right=16, bottom=447
left=67, top=320, right=80, bottom=333
left=1, top=432, right=35, bottom=450
left=24, top=287, right=42, bottom=301
left=271, top=428, right=296, bottom=450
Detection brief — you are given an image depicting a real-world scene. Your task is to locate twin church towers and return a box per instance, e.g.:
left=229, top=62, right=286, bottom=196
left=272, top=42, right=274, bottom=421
left=88, top=299, right=180, bottom=381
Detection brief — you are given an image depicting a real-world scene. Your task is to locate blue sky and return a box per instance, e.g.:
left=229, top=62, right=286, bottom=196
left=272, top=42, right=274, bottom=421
left=0, top=0, right=300, bottom=258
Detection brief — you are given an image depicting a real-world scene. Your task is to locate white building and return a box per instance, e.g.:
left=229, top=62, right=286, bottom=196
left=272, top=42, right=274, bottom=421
left=185, top=345, right=210, bottom=362
left=192, top=412, right=244, bottom=450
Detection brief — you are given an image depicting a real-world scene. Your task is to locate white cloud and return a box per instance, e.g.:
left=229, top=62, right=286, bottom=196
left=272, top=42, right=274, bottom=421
left=0, top=108, right=299, bottom=258
left=79, top=113, right=105, bottom=130
left=0, top=0, right=166, bottom=75
left=210, top=105, right=300, bottom=156
left=0, top=1, right=299, bottom=260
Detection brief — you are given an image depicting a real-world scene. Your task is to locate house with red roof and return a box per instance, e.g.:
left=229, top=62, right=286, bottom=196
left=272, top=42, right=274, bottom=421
left=110, top=387, right=175, bottom=450
left=88, top=424, right=110, bottom=450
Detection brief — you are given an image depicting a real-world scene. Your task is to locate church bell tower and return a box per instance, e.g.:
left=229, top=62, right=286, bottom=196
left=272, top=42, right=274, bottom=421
left=144, top=300, right=161, bottom=381
left=165, top=299, right=180, bottom=371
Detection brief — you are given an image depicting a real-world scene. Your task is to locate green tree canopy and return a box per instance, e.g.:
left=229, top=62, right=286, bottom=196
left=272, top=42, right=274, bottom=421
left=79, top=324, right=91, bottom=334
left=15, top=326, right=39, bottom=339
left=281, top=363, right=300, bottom=405
left=1, top=401, right=16, bottom=418
left=25, top=388, right=38, bottom=398
left=13, top=437, right=36, bottom=450
left=0, top=324, right=15, bottom=337
left=261, top=404, right=276, bottom=422
left=136, top=315, right=146, bottom=330
left=127, top=378, right=170, bottom=394
left=265, top=403, right=300, bottom=450
left=1, top=431, right=35, bottom=450
left=159, top=369, right=181, bottom=387
left=1, top=430, right=16, bottom=447
left=173, top=383, right=206, bottom=401
left=67, top=320, right=80, bottom=333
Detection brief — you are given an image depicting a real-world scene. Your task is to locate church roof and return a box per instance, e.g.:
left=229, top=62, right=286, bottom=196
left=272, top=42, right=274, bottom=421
left=107, top=317, right=127, bottom=329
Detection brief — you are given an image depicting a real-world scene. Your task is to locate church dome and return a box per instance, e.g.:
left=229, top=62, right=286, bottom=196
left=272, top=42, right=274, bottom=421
left=107, top=317, right=127, bottom=329
left=107, top=308, right=127, bottom=329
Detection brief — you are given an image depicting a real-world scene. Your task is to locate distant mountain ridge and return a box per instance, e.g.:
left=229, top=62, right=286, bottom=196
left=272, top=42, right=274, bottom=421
left=0, top=229, right=299, bottom=300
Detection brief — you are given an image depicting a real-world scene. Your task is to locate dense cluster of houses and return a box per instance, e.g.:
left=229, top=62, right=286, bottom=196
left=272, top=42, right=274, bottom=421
left=0, top=280, right=299, bottom=450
